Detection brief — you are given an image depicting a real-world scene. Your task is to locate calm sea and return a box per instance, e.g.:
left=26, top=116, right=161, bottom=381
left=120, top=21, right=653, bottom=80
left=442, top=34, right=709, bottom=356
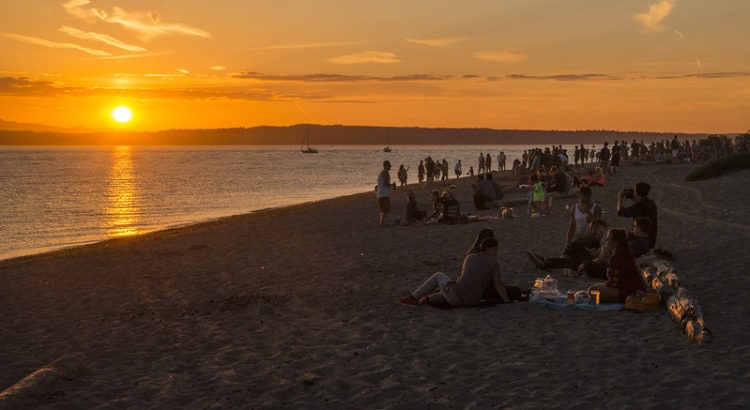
left=0, top=144, right=566, bottom=260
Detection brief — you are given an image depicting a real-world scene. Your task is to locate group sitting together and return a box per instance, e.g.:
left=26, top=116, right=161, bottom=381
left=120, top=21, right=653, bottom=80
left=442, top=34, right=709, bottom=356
left=399, top=181, right=658, bottom=307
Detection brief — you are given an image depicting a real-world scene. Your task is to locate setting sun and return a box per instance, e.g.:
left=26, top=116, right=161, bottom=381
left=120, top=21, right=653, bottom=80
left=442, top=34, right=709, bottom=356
left=111, top=106, right=133, bottom=124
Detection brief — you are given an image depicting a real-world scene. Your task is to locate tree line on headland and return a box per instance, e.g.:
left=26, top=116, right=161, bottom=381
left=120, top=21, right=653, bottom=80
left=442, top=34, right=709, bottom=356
left=0, top=124, right=719, bottom=146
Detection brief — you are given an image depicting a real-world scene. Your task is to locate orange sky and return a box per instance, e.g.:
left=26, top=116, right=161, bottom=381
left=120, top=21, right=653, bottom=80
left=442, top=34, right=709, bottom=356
left=1, top=0, right=748, bottom=133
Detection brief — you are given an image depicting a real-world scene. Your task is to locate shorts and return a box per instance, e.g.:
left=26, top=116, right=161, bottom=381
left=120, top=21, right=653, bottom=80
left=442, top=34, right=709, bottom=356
left=378, top=196, right=391, bottom=213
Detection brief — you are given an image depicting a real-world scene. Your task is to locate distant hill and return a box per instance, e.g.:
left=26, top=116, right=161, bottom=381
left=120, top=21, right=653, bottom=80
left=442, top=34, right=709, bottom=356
left=0, top=118, right=94, bottom=134
left=0, top=123, right=713, bottom=146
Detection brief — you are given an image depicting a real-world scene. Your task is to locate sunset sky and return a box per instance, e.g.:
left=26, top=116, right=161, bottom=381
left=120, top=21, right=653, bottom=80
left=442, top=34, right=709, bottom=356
left=1, top=0, right=748, bottom=133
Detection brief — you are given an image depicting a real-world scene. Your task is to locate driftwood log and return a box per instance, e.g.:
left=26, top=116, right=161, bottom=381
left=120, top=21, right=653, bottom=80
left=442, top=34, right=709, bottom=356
left=638, top=253, right=711, bottom=344
left=0, top=356, right=87, bottom=409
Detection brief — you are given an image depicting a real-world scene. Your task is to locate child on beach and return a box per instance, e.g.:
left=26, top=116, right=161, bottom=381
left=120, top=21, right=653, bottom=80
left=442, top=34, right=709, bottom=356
left=531, top=174, right=545, bottom=216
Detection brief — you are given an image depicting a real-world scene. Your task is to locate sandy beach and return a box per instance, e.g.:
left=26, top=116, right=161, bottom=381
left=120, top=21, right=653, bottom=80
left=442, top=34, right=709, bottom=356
left=1, top=162, right=749, bottom=409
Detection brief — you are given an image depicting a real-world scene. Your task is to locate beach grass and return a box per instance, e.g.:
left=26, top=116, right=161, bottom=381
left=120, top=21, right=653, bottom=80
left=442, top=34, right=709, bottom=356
left=685, top=152, right=750, bottom=181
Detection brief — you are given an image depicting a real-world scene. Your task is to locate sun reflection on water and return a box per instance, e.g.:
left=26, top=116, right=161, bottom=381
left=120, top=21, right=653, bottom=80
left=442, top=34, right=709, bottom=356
left=105, top=146, right=140, bottom=237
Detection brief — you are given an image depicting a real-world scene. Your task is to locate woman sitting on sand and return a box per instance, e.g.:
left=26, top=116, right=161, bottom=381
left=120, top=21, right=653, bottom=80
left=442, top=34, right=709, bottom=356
left=588, top=229, right=647, bottom=303
left=398, top=237, right=527, bottom=307
left=466, top=227, right=495, bottom=255
left=575, top=166, right=606, bottom=187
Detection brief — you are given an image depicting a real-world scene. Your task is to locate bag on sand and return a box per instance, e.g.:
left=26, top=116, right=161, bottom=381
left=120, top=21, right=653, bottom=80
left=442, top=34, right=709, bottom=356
left=625, top=290, right=661, bottom=311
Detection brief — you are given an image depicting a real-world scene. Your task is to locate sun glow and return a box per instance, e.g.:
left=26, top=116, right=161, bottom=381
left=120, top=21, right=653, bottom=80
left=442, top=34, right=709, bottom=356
left=111, top=106, right=133, bottom=123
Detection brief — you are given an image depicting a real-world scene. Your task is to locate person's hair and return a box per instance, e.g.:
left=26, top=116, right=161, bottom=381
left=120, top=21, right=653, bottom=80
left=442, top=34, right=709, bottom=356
left=607, top=228, right=629, bottom=248
left=468, top=228, right=495, bottom=254
left=480, top=237, right=499, bottom=252
left=486, top=173, right=493, bottom=180
left=635, top=182, right=651, bottom=197
left=383, top=160, right=391, bottom=168
left=579, top=186, right=592, bottom=198
left=634, top=217, right=651, bottom=233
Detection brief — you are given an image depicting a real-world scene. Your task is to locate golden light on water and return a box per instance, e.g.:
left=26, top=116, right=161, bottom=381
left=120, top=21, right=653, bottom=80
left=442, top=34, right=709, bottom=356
left=105, top=146, right=140, bottom=237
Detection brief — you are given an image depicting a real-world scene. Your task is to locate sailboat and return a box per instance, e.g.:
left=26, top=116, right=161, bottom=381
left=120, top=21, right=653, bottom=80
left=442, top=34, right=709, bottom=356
left=383, top=131, right=392, bottom=152
left=300, top=126, right=318, bottom=154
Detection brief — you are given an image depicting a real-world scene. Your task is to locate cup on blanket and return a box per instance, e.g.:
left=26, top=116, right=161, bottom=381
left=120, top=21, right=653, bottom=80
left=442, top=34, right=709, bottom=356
left=590, top=290, right=600, bottom=305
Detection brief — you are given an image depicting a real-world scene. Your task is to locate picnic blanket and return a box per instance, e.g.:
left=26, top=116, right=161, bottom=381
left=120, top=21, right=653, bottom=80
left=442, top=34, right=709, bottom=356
left=530, top=293, right=624, bottom=311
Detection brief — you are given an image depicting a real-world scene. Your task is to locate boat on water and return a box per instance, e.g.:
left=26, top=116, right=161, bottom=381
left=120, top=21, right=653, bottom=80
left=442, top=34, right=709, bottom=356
left=383, top=146, right=392, bottom=153
left=301, top=126, right=318, bottom=154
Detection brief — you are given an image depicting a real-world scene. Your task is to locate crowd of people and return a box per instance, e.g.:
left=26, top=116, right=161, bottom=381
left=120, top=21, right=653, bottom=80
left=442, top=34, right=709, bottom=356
left=376, top=133, right=729, bottom=308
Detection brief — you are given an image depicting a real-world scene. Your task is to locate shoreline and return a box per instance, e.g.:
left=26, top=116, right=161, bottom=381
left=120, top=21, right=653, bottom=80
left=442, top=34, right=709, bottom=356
left=2, top=161, right=749, bottom=408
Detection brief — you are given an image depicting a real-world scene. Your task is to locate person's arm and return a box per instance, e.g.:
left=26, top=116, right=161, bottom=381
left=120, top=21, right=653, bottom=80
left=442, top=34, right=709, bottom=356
left=492, top=271, right=511, bottom=303
left=616, top=190, right=624, bottom=214
left=592, top=203, right=602, bottom=221
left=566, top=205, right=576, bottom=245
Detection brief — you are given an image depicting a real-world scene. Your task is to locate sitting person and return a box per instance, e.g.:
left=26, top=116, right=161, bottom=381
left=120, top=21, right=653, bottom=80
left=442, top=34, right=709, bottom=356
left=438, top=189, right=461, bottom=223
left=527, top=219, right=608, bottom=270
left=398, top=238, right=528, bottom=307
left=402, top=190, right=425, bottom=225
left=486, top=173, right=504, bottom=201
left=575, top=166, right=606, bottom=187
left=566, top=186, right=602, bottom=245
left=588, top=228, right=647, bottom=303
left=467, top=227, right=495, bottom=255
left=617, top=181, right=658, bottom=249
left=628, top=217, right=651, bottom=258
left=427, top=190, right=443, bottom=219
left=473, top=174, right=497, bottom=210
left=544, top=165, right=569, bottom=213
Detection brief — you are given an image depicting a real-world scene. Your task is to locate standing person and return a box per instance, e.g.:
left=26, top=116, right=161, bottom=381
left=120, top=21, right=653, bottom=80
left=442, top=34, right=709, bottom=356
left=398, top=237, right=526, bottom=306
left=610, top=141, right=621, bottom=176
left=441, top=158, right=449, bottom=182
left=599, top=142, right=611, bottom=175
left=498, top=151, right=507, bottom=171
left=531, top=173, right=545, bottom=215
left=617, top=182, right=658, bottom=249
left=588, top=229, right=647, bottom=303
left=397, top=164, right=408, bottom=187
left=454, top=159, right=463, bottom=179
left=376, top=160, right=392, bottom=226
left=485, top=152, right=492, bottom=173
left=478, top=153, right=485, bottom=174
left=417, top=160, right=425, bottom=184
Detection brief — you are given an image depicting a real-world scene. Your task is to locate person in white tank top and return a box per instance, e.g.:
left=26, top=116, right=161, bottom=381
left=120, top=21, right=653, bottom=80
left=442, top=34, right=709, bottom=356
left=566, top=186, right=602, bottom=246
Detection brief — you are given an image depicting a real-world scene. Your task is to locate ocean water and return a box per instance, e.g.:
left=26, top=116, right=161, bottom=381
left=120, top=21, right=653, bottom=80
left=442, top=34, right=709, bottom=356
left=0, top=144, right=558, bottom=260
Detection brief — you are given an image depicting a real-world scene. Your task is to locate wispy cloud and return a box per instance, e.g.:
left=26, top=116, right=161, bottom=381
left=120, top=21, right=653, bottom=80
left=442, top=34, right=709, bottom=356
left=326, top=51, right=399, bottom=64
left=1, top=33, right=111, bottom=56
left=405, top=37, right=466, bottom=47
left=234, top=72, right=444, bottom=82
left=62, top=0, right=211, bottom=40
left=253, top=41, right=362, bottom=50
left=505, top=73, right=617, bottom=81
left=211, top=66, right=227, bottom=71
left=59, top=25, right=147, bottom=52
left=473, top=50, right=528, bottom=63
left=635, top=0, right=677, bottom=33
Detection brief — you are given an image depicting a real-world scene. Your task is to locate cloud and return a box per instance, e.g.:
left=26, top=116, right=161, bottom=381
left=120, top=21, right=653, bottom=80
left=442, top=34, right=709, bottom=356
left=405, top=37, right=466, bottom=47
left=1, top=32, right=111, bottom=56
left=505, top=73, right=617, bottom=81
left=59, top=25, right=147, bottom=52
left=0, top=77, right=61, bottom=96
left=211, top=66, right=227, bottom=71
left=62, top=0, right=211, bottom=40
left=253, top=41, right=362, bottom=50
left=326, top=51, right=399, bottom=64
left=234, top=72, right=444, bottom=83
left=473, top=50, right=528, bottom=63
left=635, top=0, right=677, bottom=33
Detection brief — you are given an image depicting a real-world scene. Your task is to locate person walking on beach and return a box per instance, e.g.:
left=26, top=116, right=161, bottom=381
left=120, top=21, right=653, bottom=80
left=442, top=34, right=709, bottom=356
left=377, top=160, right=392, bottom=226
left=418, top=160, right=425, bottom=184
left=454, top=160, right=462, bottom=179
